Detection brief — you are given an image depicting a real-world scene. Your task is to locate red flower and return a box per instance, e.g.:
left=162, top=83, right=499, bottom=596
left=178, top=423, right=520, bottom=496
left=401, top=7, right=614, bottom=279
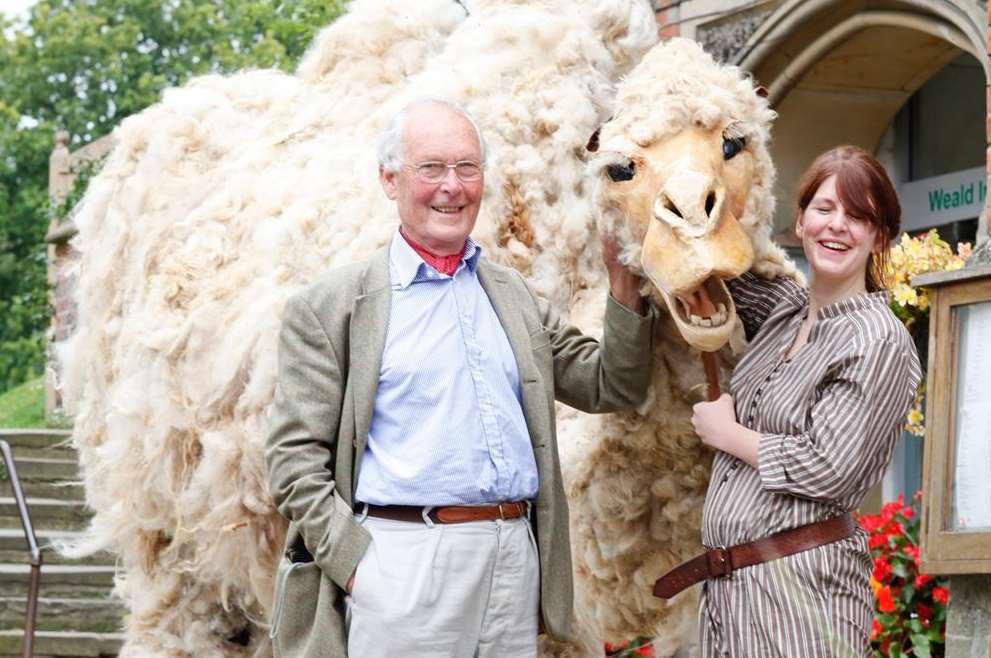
left=933, top=586, right=949, bottom=605
left=872, top=557, right=892, bottom=582
left=915, top=574, right=932, bottom=588
left=869, top=533, right=888, bottom=550
left=902, top=507, right=914, bottom=519
left=904, top=545, right=920, bottom=565
left=916, top=603, right=932, bottom=625
left=870, top=619, right=882, bottom=641
left=635, top=645, right=654, bottom=657
left=860, top=515, right=885, bottom=533
left=878, top=586, right=897, bottom=613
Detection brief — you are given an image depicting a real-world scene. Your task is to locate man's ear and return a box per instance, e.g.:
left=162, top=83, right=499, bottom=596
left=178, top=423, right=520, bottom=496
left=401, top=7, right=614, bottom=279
left=380, top=165, right=399, bottom=200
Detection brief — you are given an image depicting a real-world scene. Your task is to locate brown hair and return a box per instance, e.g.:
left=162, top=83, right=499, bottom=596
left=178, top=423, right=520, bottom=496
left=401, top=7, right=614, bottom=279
left=794, top=145, right=901, bottom=292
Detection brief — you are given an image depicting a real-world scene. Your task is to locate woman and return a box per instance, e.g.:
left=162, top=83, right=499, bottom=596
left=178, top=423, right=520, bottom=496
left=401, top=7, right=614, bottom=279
left=690, top=145, right=922, bottom=657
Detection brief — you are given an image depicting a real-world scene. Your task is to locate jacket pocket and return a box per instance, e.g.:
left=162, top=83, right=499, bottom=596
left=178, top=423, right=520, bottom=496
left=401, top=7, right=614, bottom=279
left=270, top=558, right=322, bottom=638
left=270, top=554, right=346, bottom=657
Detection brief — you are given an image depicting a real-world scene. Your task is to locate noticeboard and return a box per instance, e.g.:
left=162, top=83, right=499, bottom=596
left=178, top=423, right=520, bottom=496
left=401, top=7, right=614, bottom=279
left=918, top=270, right=991, bottom=574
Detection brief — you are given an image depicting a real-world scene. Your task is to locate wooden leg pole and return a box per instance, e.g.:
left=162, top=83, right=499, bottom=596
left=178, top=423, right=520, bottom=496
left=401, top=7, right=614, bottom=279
left=701, top=352, right=720, bottom=401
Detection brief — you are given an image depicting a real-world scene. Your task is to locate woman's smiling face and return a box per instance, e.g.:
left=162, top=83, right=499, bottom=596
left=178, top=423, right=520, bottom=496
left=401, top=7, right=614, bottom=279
left=797, top=174, right=883, bottom=293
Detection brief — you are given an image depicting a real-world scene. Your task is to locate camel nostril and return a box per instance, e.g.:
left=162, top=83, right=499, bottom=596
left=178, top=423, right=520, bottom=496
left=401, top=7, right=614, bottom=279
left=664, top=198, right=683, bottom=219
left=705, top=192, right=716, bottom=217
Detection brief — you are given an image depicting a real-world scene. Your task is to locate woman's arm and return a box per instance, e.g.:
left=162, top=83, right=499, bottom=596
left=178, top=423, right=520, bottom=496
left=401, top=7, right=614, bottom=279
left=757, top=340, right=921, bottom=503
left=693, top=338, right=921, bottom=504
left=728, top=272, right=805, bottom=341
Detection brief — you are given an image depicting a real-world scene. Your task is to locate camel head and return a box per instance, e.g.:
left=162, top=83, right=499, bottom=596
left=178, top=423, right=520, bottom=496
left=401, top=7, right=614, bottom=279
left=593, top=38, right=778, bottom=353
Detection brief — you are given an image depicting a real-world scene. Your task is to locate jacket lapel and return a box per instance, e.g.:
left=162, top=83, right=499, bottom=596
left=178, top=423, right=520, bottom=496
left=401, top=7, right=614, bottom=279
left=477, top=261, right=547, bottom=452
left=349, top=247, right=391, bottom=485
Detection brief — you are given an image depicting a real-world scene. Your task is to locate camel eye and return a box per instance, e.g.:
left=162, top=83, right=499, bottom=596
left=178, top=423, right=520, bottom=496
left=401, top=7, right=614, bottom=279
left=606, top=162, right=636, bottom=182
left=722, top=136, right=746, bottom=160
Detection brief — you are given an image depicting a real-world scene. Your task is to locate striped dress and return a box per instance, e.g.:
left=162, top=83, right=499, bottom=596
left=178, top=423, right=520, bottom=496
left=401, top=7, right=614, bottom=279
left=699, top=273, right=922, bottom=658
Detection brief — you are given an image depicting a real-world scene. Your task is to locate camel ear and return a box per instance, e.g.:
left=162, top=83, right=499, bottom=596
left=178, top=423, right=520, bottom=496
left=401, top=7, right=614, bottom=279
left=586, top=126, right=601, bottom=152
left=755, top=86, right=769, bottom=98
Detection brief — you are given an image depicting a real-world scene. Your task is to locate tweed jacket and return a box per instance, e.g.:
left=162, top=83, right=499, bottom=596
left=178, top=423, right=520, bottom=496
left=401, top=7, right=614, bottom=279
left=265, top=242, right=656, bottom=657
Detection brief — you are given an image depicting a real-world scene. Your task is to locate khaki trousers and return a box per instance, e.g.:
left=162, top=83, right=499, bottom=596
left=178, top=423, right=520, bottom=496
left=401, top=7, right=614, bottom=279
left=346, top=512, right=540, bottom=657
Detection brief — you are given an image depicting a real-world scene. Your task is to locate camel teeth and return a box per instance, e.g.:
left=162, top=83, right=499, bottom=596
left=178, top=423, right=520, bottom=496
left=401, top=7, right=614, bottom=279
left=718, top=303, right=727, bottom=316
left=690, top=314, right=702, bottom=326
left=699, top=317, right=712, bottom=327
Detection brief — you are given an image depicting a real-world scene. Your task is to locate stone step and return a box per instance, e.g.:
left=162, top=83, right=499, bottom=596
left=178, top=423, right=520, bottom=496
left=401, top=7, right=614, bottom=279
left=0, top=530, right=113, bottom=567
left=6, top=458, right=78, bottom=482
left=0, top=565, right=115, bottom=590
left=4, top=481, right=85, bottom=503
left=0, top=596, right=125, bottom=634
left=0, top=629, right=122, bottom=656
left=0, top=430, right=73, bottom=453
left=0, top=499, right=91, bottom=531
left=0, top=432, right=75, bottom=465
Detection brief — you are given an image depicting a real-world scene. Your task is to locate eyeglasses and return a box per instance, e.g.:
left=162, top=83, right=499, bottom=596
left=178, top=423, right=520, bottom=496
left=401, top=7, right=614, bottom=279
left=405, top=160, right=483, bottom=183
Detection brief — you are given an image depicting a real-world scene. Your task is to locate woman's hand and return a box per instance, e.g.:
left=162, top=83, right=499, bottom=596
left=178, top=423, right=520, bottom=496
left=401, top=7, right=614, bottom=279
left=601, top=233, right=644, bottom=315
left=692, top=394, right=760, bottom=468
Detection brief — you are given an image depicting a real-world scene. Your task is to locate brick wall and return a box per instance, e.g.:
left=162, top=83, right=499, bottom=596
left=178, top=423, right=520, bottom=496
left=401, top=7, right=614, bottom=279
left=655, top=1, right=680, bottom=38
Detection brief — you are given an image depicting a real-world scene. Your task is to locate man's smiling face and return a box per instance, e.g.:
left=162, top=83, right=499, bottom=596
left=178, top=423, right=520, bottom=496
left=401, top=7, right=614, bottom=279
left=380, top=103, right=484, bottom=256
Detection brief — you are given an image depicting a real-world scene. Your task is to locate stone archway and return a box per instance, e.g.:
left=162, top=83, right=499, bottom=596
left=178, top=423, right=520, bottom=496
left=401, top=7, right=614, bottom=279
left=732, top=0, right=988, bottom=241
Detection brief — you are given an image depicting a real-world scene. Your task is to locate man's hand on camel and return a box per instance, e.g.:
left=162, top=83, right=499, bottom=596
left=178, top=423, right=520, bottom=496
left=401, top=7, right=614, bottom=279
left=601, top=233, right=644, bottom=314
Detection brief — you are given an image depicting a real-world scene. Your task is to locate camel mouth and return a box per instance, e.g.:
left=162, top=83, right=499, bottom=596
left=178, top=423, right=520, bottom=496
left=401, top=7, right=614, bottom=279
left=655, top=276, right=736, bottom=352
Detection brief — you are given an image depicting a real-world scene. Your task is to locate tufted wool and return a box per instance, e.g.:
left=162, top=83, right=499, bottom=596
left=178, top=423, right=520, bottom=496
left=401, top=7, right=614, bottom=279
left=60, top=2, right=791, bottom=656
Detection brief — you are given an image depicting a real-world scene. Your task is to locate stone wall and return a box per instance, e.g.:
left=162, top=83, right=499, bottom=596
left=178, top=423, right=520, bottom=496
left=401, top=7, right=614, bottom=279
left=45, top=131, right=114, bottom=419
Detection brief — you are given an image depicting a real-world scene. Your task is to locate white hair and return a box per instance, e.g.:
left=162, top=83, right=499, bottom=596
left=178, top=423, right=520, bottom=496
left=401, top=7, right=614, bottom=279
left=376, top=98, right=488, bottom=172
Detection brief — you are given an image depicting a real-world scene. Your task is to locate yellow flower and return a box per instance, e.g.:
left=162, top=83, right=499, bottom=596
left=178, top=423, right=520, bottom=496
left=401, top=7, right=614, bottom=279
left=893, top=283, right=918, bottom=307
left=870, top=577, right=882, bottom=596
left=904, top=385, right=926, bottom=437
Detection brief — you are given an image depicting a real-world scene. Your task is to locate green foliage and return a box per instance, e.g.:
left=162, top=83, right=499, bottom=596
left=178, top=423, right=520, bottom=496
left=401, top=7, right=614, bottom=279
left=0, top=375, right=46, bottom=429
left=0, top=0, right=345, bottom=394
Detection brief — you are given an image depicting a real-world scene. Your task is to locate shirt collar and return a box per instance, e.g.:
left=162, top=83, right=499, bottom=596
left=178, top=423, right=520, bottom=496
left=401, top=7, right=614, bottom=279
left=816, top=290, right=890, bottom=320
left=389, top=229, right=482, bottom=289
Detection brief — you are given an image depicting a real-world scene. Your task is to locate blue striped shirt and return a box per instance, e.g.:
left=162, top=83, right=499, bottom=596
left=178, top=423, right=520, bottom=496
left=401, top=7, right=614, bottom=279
left=353, top=232, right=539, bottom=506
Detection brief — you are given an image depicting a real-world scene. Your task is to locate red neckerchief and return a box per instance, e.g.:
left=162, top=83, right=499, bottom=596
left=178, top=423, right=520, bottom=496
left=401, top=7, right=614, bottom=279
left=400, top=230, right=465, bottom=276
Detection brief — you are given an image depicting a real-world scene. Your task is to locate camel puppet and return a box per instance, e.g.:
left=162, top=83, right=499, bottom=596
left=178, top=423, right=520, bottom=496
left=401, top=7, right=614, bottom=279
left=59, top=1, right=794, bottom=655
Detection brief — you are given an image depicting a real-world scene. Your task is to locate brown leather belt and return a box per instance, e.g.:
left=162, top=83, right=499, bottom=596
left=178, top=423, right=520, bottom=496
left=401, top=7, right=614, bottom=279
left=365, top=502, right=529, bottom=524
left=652, top=513, right=857, bottom=599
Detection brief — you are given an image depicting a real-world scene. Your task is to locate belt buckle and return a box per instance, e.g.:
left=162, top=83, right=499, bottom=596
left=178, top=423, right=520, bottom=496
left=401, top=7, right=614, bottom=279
left=706, top=546, right=733, bottom=579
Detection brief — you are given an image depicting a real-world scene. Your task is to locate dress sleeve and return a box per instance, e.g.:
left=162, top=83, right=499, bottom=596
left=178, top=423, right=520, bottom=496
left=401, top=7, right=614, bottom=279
left=728, top=272, right=805, bottom=340
left=757, top=338, right=922, bottom=505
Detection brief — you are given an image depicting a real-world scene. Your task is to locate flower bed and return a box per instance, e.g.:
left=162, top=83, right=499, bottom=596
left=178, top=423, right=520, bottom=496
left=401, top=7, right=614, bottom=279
left=860, top=492, right=949, bottom=657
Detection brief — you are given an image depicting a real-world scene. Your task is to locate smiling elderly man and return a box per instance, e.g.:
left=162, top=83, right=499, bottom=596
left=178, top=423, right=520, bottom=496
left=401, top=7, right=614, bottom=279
left=265, top=98, right=657, bottom=657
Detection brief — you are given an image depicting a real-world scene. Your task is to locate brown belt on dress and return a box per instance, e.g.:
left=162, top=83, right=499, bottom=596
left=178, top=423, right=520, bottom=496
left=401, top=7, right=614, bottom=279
left=652, top=513, right=857, bottom=599
left=365, top=501, right=529, bottom=524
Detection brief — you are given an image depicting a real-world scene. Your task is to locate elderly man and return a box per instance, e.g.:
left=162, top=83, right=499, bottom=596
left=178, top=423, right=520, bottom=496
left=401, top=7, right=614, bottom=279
left=266, top=98, right=655, bottom=657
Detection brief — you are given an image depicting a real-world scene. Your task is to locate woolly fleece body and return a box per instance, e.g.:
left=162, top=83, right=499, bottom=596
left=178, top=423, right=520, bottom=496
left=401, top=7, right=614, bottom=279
left=60, top=1, right=791, bottom=656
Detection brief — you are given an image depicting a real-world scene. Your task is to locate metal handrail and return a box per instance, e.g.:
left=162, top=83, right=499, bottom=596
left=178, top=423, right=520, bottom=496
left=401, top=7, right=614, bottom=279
left=0, top=440, right=42, bottom=658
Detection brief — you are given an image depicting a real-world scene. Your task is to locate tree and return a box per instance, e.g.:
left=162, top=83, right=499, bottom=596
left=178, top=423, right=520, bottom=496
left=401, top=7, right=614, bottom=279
left=0, top=0, right=345, bottom=393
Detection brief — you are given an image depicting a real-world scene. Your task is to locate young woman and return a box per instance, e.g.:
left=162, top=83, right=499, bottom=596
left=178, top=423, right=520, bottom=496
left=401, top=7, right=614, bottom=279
left=690, top=145, right=922, bottom=657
